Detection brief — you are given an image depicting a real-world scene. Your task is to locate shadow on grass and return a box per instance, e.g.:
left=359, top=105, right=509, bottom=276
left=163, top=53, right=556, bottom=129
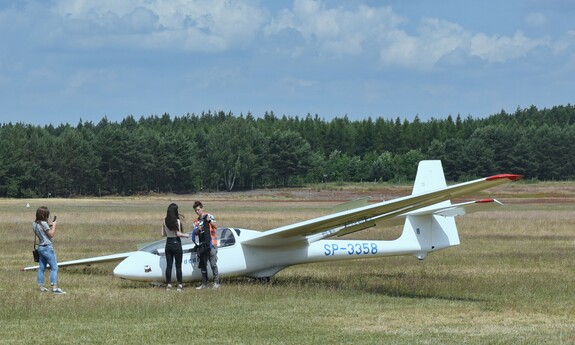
left=221, top=274, right=485, bottom=303
left=62, top=266, right=484, bottom=302
left=64, top=265, right=113, bottom=276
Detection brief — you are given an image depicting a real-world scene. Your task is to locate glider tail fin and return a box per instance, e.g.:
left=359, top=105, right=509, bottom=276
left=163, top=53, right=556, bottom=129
left=402, top=161, right=460, bottom=259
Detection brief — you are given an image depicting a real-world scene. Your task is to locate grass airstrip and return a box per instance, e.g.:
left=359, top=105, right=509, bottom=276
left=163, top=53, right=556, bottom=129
left=1, top=182, right=574, bottom=344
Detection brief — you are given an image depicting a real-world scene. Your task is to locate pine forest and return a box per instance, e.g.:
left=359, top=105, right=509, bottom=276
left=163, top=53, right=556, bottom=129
left=1, top=104, right=574, bottom=197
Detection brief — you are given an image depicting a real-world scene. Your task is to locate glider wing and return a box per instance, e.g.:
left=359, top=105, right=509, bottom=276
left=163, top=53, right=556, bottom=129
left=21, top=251, right=137, bottom=271
left=241, top=174, right=520, bottom=247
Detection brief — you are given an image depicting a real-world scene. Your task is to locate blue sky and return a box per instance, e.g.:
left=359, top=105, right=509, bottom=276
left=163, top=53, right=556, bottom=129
left=1, top=0, right=573, bottom=126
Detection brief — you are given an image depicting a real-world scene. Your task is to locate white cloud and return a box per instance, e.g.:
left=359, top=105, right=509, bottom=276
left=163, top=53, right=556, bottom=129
left=3, top=0, right=556, bottom=65
left=379, top=18, right=550, bottom=68
left=470, top=31, right=547, bottom=62
left=263, top=1, right=550, bottom=68
left=49, top=0, right=267, bottom=51
left=379, top=18, right=469, bottom=69
left=264, top=0, right=403, bottom=56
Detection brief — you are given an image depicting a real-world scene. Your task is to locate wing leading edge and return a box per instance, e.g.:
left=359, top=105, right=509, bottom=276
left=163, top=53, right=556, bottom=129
left=21, top=251, right=137, bottom=271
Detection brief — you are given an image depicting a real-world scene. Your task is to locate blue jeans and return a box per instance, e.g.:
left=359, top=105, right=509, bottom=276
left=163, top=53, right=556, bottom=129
left=38, top=245, right=59, bottom=286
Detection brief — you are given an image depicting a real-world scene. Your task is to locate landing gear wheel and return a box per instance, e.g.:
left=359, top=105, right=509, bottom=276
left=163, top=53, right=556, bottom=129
left=258, top=277, right=271, bottom=284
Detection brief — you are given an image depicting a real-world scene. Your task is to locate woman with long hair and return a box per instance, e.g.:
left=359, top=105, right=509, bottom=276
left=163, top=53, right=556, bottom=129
left=161, top=203, right=190, bottom=291
left=33, top=206, right=66, bottom=294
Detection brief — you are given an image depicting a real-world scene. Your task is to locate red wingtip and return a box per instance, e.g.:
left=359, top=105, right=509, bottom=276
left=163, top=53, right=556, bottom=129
left=486, top=174, right=523, bottom=181
left=475, top=198, right=495, bottom=203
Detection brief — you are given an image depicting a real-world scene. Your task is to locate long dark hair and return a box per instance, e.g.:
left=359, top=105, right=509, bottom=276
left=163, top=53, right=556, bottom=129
left=165, top=203, right=181, bottom=231
left=35, top=206, right=50, bottom=223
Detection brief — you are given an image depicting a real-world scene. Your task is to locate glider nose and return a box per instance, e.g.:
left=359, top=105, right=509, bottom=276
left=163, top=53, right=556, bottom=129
left=113, top=252, right=163, bottom=281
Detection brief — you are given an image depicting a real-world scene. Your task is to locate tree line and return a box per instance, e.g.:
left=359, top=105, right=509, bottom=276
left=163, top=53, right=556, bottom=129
left=1, top=104, right=574, bottom=197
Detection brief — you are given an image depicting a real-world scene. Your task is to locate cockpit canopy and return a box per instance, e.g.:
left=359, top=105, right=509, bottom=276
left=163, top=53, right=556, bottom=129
left=140, top=228, right=239, bottom=255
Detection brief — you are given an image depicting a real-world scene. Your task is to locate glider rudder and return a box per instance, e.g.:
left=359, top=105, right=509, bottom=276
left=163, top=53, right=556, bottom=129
left=405, top=160, right=459, bottom=259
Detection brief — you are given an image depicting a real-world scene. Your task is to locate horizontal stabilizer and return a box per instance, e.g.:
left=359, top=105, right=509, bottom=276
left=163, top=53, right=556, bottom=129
left=407, top=198, right=503, bottom=217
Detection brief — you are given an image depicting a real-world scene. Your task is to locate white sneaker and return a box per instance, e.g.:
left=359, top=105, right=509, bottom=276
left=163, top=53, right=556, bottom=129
left=176, top=284, right=183, bottom=292
left=52, top=288, right=67, bottom=294
left=196, top=284, right=208, bottom=290
left=212, top=283, right=220, bottom=289
left=166, top=284, right=172, bottom=291
left=39, top=286, right=49, bottom=292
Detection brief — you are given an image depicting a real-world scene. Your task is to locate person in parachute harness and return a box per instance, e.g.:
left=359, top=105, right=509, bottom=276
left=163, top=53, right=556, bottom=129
left=191, top=201, right=220, bottom=289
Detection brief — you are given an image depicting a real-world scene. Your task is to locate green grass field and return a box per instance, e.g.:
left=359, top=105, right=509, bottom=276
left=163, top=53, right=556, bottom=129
left=1, top=183, right=574, bottom=344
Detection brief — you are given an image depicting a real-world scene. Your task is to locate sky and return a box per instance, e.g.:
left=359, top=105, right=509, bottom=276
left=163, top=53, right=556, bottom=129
left=0, top=0, right=574, bottom=126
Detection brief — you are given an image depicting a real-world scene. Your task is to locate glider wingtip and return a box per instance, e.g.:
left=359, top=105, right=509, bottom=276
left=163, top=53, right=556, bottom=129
left=486, top=174, right=523, bottom=182
left=475, top=198, right=495, bottom=203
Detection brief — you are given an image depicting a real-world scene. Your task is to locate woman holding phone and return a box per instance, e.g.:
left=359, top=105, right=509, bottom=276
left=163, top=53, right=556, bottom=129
left=33, top=206, right=66, bottom=294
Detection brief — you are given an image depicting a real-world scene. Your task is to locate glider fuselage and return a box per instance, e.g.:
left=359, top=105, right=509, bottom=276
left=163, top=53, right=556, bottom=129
left=112, top=226, right=429, bottom=282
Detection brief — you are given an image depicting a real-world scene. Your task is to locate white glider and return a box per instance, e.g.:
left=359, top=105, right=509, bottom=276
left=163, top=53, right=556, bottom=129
left=22, top=160, right=521, bottom=283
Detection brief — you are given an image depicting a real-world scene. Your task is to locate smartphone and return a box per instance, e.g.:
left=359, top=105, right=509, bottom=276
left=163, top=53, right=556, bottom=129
left=53, top=216, right=57, bottom=222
